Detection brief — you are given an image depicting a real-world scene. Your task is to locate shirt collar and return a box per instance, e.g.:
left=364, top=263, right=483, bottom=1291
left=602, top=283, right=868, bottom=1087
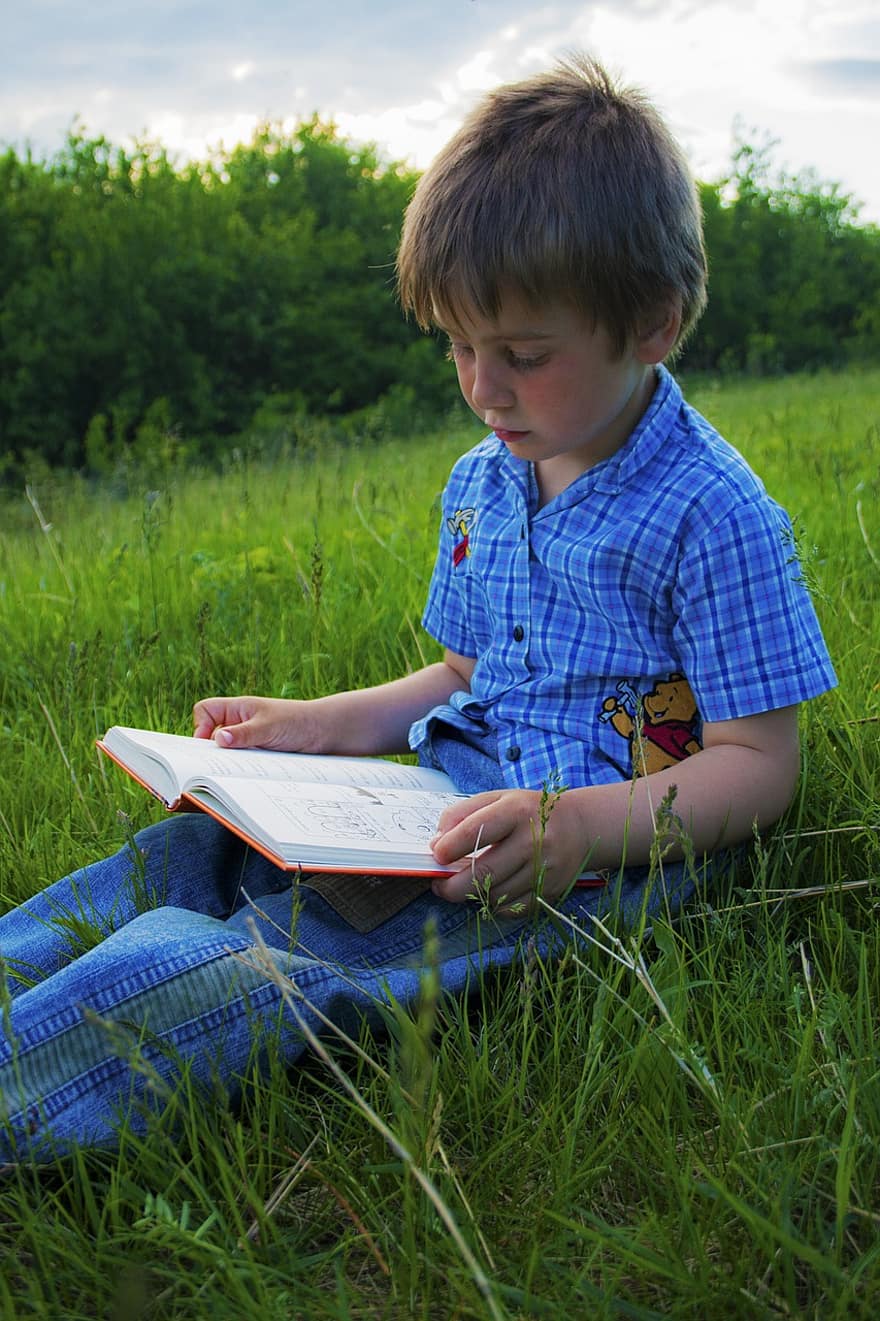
left=593, top=365, right=683, bottom=496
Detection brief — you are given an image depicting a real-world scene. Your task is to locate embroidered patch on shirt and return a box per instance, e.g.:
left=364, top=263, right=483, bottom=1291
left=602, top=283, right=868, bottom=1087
left=599, top=674, right=702, bottom=778
left=446, top=507, right=476, bottom=566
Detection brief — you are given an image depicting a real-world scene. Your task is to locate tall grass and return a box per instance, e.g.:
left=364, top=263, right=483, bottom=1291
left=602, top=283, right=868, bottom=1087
left=0, top=368, right=878, bottom=1317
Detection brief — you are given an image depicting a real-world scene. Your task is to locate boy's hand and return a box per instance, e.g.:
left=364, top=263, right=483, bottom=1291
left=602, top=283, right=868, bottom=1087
left=429, top=789, right=591, bottom=915
left=192, top=696, right=323, bottom=752
left=191, top=660, right=475, bottom=761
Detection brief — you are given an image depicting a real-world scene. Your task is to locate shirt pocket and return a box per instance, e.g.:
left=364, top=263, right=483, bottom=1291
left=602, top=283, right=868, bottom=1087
left=451, top=557, right=497, bottom=654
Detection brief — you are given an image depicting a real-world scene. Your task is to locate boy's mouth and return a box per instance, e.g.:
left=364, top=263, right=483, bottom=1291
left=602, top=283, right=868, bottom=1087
left=493, top=428, right=530, bottom=444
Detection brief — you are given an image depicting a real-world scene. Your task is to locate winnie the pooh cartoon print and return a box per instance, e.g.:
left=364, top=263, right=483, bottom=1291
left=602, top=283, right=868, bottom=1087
left=601, top=674, right=702, bottom=777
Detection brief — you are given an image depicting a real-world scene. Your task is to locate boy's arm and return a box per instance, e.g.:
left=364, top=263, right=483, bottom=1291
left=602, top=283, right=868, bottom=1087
left=192, top=649, right=476, bottom=757
left=429, top=704, right=800, bottom=912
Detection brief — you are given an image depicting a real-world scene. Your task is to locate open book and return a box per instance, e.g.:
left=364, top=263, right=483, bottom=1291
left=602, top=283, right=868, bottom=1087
left=98, top=725, right=472, bottom=876
left=98, top=725, right=606, bottom=887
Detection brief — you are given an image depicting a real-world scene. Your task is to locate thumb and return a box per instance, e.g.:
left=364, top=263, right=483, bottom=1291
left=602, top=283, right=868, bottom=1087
left=212, top=715, right=265, bottom=748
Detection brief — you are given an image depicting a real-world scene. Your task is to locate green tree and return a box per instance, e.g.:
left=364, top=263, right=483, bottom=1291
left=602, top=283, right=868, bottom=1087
left=686, top=134, right=880, bottom=373
left=0, top=119, right=442, bottom=473
left=4, top=120, right=877, bottom=476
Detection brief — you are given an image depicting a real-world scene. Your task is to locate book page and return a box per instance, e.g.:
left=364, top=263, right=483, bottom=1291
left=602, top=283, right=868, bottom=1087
left=102, top=727, right=457, bottom=796
left=190, top=776, right=465, bottom=869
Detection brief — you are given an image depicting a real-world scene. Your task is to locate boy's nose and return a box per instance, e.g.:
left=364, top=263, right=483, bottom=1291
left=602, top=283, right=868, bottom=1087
left=469, top=361, right=514, bottom=413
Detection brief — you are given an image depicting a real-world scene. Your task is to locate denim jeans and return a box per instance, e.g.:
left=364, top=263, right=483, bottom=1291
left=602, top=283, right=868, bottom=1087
left=0, top=749, right=724, bottom=1162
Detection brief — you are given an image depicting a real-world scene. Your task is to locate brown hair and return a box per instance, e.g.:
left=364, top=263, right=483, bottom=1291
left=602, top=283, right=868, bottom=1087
left=396, top=54, right=707, bottom=356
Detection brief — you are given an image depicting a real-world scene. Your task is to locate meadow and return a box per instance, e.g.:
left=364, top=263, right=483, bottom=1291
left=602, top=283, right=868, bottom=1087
left=0, top=367, right=878, bottom=1318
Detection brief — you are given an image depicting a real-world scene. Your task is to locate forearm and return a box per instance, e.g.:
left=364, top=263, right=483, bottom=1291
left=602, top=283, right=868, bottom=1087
left=564, top=740, right=798, bottom=870
left=429, top=706, right=801, bottom=908
left=306, top=659, right=469, bottom=757
left=194, top=650, right=474, bottom=756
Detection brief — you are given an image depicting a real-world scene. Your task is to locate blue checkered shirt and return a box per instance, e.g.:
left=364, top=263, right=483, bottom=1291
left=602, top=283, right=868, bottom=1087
left=409, top=366, right=837, bottom=790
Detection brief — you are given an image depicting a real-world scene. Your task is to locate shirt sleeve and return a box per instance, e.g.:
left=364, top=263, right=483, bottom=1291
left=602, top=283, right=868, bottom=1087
left=672, top=495, right=837, bottom=722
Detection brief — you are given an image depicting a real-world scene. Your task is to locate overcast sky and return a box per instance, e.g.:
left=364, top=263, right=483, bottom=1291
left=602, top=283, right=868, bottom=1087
left=4, top=0, right=879, bottom=222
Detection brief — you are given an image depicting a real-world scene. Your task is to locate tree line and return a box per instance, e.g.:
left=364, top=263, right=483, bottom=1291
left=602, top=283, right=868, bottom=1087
left=1, top=119, right=878, bottom=476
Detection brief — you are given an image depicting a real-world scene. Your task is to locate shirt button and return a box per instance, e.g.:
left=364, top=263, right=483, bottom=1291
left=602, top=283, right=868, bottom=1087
left=513, top=624, right=524, bottom=642
left=505, top=745, right=521, bottom=761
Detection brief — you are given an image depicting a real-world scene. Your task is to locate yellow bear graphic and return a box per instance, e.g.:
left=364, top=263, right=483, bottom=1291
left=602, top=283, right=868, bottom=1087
left=601, top=673, right=701, bottom=777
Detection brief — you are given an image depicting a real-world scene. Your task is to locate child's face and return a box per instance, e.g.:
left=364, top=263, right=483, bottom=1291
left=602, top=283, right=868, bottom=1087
left=439, top=293, right=658, bottom=497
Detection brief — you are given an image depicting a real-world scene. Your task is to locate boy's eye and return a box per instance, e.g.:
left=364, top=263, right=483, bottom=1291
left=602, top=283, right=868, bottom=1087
left=444, top=340, right=546, bottom=372
left=506, top=350, right=545, bottom=372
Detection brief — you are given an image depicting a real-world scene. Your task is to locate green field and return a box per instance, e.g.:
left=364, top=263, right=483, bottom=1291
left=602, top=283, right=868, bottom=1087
left=1, top=368, right=879, bottom=1317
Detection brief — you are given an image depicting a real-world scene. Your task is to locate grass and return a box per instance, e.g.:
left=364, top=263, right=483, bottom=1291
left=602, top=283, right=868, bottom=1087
left=0, top=367, right=879, bottom=1317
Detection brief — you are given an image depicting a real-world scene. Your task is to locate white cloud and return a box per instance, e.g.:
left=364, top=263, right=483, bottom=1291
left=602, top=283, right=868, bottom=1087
left=455, top=51, right=505, bottom=94
left=146, top=110, right=263, bottom=160
left=2, top=0, right=877, bottom=220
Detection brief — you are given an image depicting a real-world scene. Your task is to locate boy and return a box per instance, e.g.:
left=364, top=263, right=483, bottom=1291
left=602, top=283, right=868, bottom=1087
left=0, top=56, right=835, bottom=1159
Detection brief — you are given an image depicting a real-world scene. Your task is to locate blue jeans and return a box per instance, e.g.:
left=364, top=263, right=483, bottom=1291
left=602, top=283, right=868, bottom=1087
left=0, top=780, right=725, bottom=1162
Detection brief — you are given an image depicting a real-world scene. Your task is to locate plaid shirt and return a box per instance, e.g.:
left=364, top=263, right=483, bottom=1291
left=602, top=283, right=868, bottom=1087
left=410, top=366, right=836, bottom=790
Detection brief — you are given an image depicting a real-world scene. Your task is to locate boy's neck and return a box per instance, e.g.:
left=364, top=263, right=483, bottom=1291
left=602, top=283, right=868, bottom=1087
left=534, top=366, right=659, bottom=506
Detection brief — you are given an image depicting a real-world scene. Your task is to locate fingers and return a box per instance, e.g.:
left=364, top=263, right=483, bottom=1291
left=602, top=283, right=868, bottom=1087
left=192, top=697, right=233, bottom=739
left=432, top=848, right=536, bottom=911
left=430, top=790, right=543, bottom=909
left=192, top=695, right=320, bottom=752
left=431, top=791, right=532, bottom=868
left=433, top=791, right=504, bottom=840
left=192, top=696, right=267, bottom=747
left=430, top=788, right=587, bottom=913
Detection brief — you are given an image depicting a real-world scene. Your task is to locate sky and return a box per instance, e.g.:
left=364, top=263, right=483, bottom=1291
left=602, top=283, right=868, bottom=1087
left=4, top=0, right=879, bottom=223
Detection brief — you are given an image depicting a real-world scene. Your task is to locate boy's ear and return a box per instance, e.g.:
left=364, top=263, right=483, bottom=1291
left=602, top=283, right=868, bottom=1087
left=635, top=299, right=682, bottom=364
